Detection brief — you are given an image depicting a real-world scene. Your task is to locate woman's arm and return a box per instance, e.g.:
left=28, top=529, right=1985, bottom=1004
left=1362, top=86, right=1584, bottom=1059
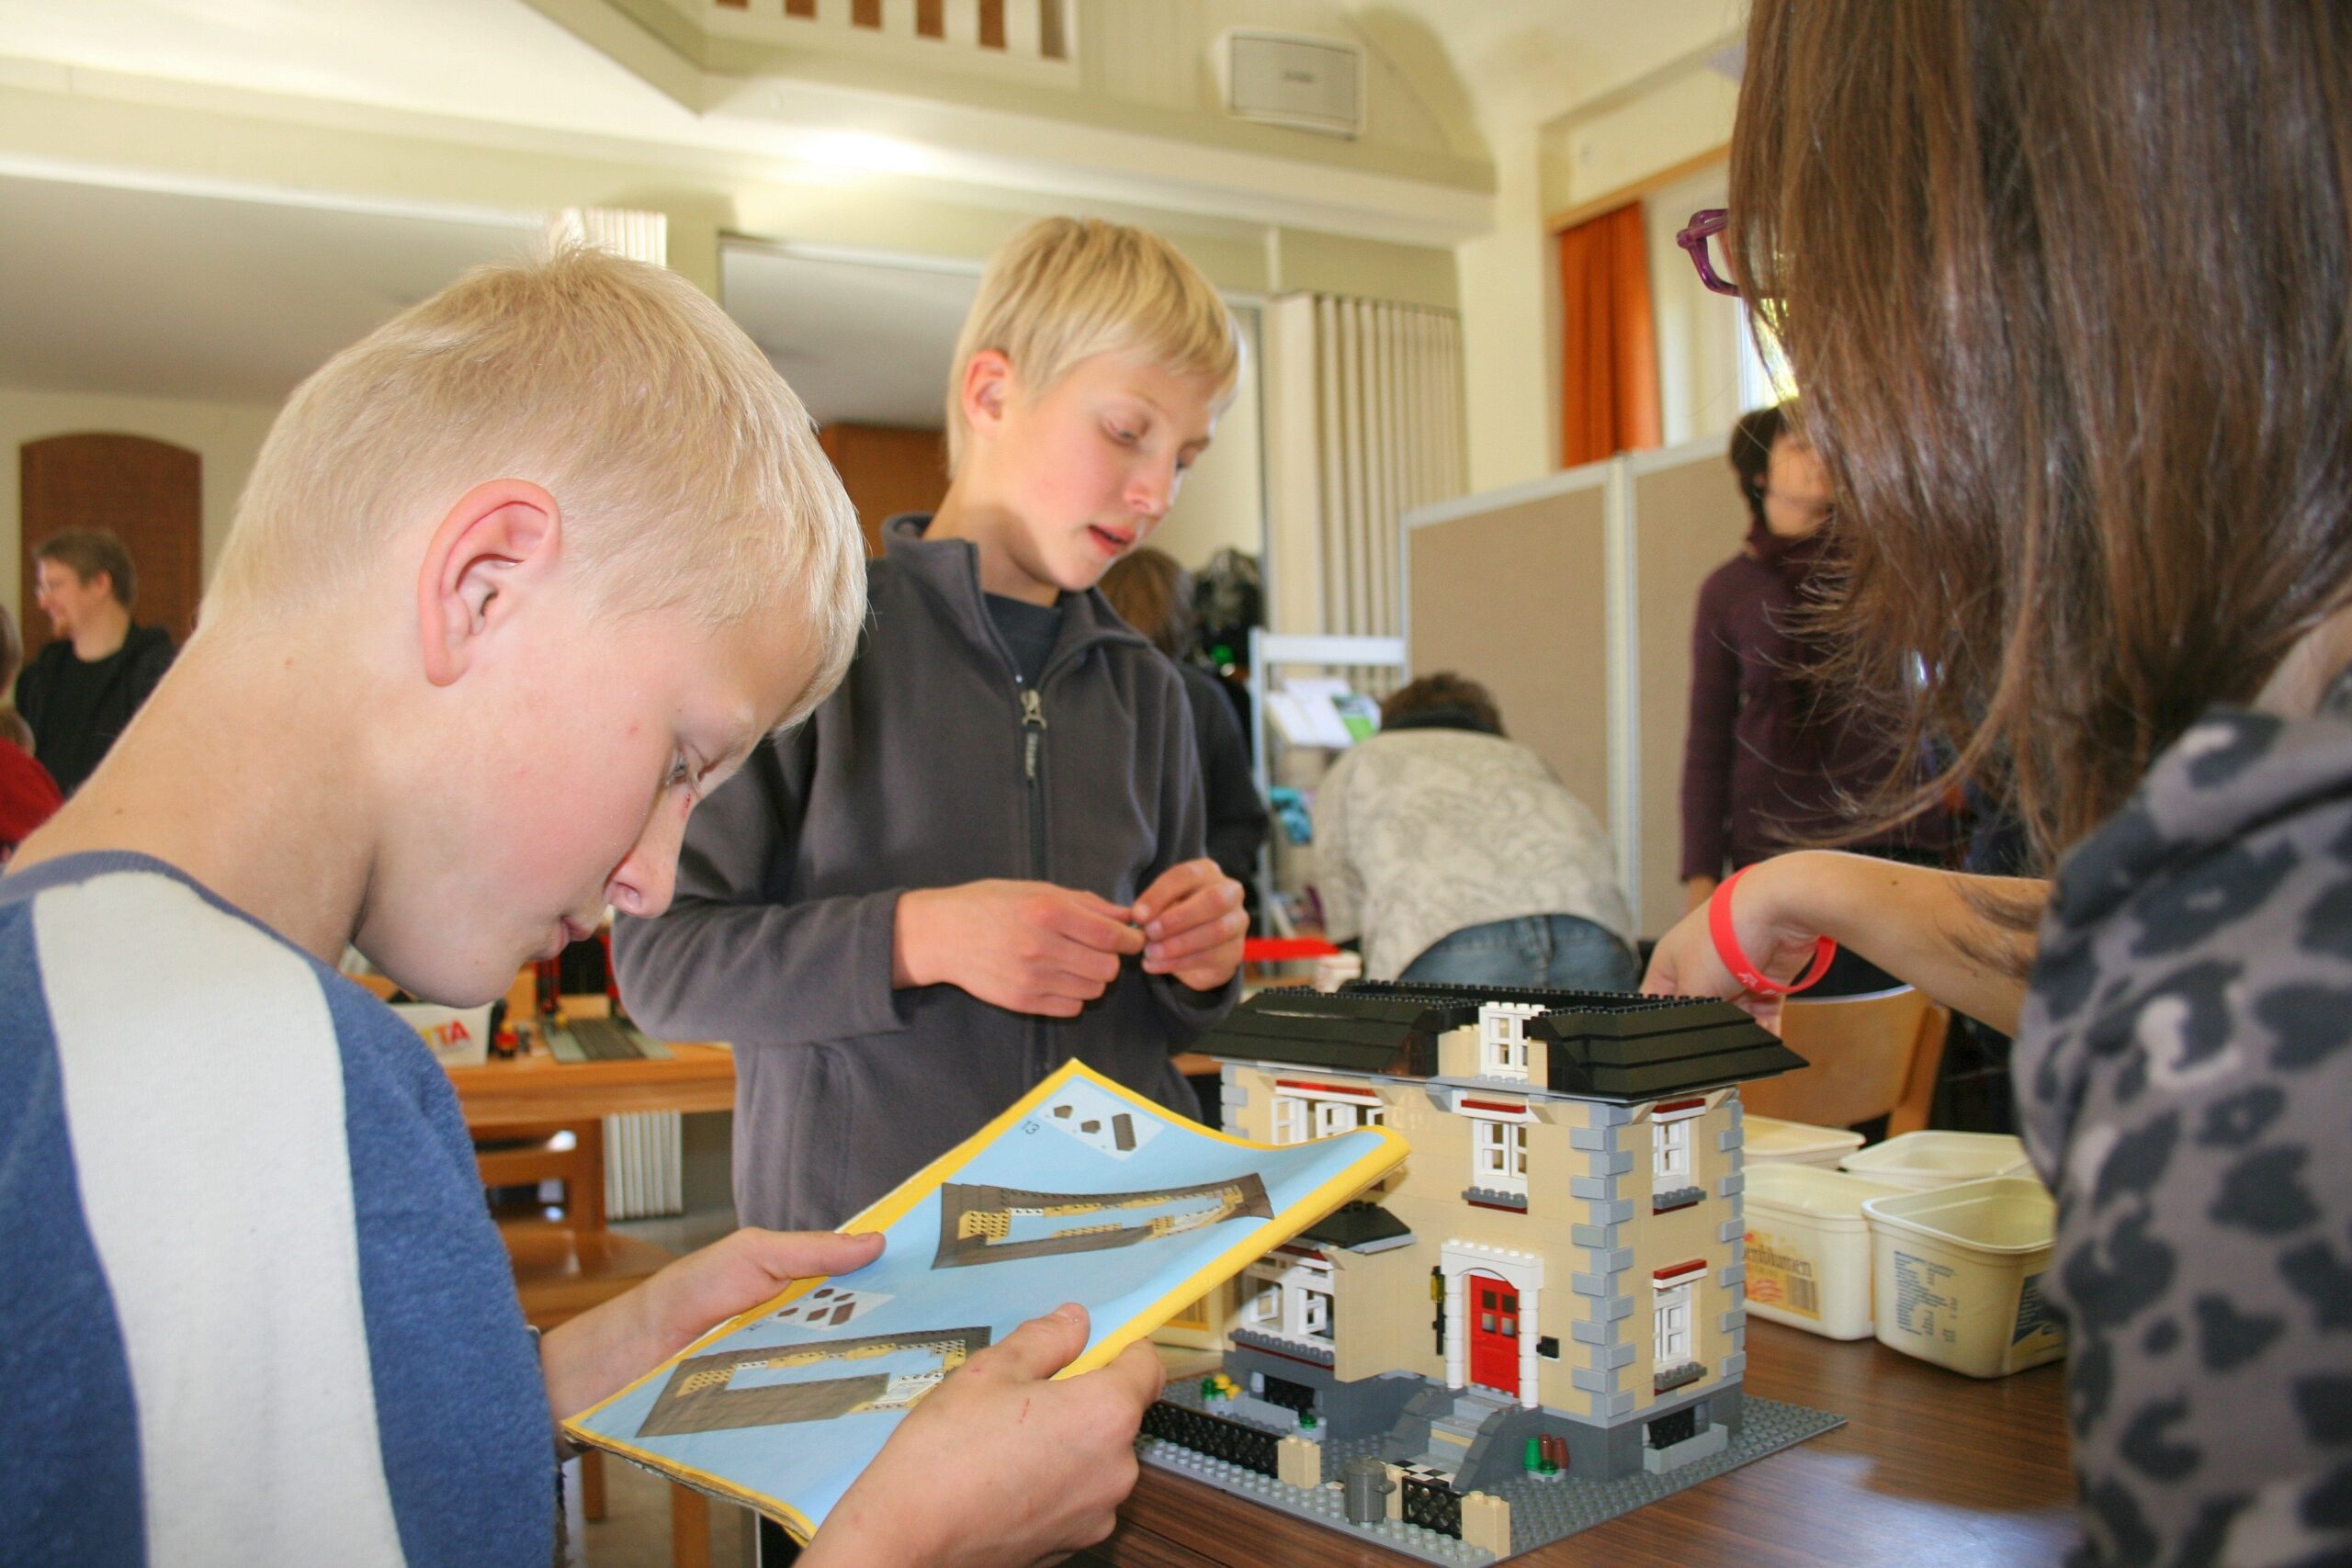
left=1642, top=850, right=2047, bottom=1033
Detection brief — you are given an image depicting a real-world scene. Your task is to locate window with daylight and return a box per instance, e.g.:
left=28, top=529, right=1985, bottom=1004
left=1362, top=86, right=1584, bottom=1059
left=1475, top=1120, right=1528, bottom=1195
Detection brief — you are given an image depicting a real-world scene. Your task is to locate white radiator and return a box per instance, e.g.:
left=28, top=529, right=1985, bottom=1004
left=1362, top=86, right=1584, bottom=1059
left=603, top=1111, right=684, bottom=1220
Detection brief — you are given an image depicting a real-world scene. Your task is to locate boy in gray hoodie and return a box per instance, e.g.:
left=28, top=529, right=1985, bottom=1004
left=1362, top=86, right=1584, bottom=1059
left=616, top=217, right=1248, bottom=1231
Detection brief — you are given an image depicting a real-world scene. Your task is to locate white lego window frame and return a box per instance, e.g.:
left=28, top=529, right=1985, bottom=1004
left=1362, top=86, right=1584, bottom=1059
left=1271, top=1095, right=1307, bottom=1145
left=1312, top=1099, right=1385, bottom=1138
left=1473, top=1119, right=1528, bottom=1195
left=1243, top=1252, right=1337, bottom=1346
left=1654, top=1280, right=1694, bottom=1366
left=1476, top=1001, right=1544, bottom=1079
left=1653, top=1115, right=1692, bottom=1183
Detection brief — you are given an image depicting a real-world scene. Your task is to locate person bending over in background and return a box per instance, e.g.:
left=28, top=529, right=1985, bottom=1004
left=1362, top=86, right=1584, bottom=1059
left=1314, top=672, right=1635, bottom=990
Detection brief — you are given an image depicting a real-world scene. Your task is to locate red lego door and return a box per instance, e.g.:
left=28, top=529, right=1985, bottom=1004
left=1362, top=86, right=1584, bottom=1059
left=1468, top=1273, right=1519, bottom=1393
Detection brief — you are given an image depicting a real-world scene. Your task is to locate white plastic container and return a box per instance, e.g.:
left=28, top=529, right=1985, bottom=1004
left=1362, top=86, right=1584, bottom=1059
left=1743, top=1165, right=1907, bottom=1338
left=1742, top=1114, right=1867, bottom=1169
left=1862, top=1176, right=2066, bottom=1378
left=391, top=1001, right=492, bottom=1068
left=1838, top=1131, right=2030, bottom=1190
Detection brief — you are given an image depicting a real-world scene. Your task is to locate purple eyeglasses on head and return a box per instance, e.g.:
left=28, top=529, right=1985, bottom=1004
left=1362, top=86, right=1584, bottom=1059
left=1677, top=209, right=1739, bottom=298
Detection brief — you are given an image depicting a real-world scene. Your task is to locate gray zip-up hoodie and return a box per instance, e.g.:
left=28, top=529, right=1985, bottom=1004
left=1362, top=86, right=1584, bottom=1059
left=612, top=516, right=1237, bottom=1231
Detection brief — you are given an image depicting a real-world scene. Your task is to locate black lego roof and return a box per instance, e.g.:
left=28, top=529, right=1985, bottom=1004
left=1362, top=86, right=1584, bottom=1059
left=1198, top=981, right=1804, bottom=1103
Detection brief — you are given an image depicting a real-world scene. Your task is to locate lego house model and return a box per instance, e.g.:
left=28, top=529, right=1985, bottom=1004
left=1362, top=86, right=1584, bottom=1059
left=1139, top=982, right=1846, bottom=1563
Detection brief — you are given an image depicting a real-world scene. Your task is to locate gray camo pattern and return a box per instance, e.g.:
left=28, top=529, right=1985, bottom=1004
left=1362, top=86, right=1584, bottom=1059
left=2017, top=681, right=2352, bottom=1567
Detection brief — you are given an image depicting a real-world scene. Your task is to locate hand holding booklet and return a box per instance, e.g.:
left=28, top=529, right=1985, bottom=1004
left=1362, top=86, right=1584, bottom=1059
left=564, top=1059, right=1407, bottom=1543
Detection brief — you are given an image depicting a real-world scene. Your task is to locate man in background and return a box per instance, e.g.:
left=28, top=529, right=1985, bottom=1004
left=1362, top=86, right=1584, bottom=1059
left=16, top=528, right=176, bottom=795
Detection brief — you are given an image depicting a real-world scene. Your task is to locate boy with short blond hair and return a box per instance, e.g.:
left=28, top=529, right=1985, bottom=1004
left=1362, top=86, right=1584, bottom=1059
left=0, top=245, right=1159, bottom=1566
left=616, top=216, right=1250, bottom=1233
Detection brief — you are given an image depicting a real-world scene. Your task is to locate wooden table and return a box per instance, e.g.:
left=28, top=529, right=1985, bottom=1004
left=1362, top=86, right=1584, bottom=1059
left=1084, top=1320, right=2075, bottom=1568
left=444, top=1036, right=736, bottom=1133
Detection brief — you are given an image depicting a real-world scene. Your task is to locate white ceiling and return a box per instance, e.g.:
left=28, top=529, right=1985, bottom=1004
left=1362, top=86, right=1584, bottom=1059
left=0, top=170, right=537, bottom=402
left=722, top=244, right=977, bottom=429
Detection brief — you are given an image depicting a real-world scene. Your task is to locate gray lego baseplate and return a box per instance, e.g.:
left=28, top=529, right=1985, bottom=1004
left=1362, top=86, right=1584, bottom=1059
left=1138, top=1380, right=1845, bottom=1565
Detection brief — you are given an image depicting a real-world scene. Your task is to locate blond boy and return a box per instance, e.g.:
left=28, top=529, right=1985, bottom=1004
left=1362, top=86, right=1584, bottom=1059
left=0, top=248, right=1159, bottom=1567
left=614, top=217, right=1250, bottom=1233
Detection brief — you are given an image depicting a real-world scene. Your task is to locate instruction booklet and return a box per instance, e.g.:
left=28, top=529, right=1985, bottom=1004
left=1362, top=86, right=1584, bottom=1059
left=563, top=1058, right=1407, bottom=1542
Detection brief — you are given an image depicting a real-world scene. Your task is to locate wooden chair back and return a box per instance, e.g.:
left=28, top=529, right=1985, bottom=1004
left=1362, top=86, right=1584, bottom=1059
left=1742, top=987, right=1951, bottom=1135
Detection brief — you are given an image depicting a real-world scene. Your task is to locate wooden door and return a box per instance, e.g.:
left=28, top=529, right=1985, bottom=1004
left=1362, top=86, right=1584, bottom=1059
left=1468, top=1272, right=1519, bottom=1393
left=18, top=434, right=201, bottom=662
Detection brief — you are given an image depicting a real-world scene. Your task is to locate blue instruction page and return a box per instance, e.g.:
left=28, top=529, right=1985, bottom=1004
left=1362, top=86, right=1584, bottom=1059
left=564, top=1058, right=1405, bottom=1540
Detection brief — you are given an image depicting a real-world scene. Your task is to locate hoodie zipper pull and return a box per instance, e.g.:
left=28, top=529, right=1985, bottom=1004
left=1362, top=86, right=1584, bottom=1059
left=1021, top=687, right=1047, bottom=782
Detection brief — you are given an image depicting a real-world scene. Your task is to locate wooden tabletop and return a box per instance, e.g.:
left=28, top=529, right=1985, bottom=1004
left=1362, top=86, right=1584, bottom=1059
left=1085, top=1320, right=2075, bottom=1568
left=444, top=1035, right=736, bottom=1133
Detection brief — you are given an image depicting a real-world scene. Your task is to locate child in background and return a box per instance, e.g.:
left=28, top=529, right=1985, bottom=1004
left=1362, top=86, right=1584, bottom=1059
left=1099, top=546, right=1268, bottom=891
left=616, top=217, right=1249, bottom=1233
left=0, top=247, right=1159, bottom=1566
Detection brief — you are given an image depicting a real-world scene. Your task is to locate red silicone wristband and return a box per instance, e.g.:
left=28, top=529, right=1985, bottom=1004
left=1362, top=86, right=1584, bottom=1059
left=1707, top=865, right=1837, bottom=997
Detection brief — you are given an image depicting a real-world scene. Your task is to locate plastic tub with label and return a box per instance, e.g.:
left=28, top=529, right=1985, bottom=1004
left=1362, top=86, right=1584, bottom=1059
left=1838, top=1130, right=2030, bottom=1190
left=1743, top=1164, right=1907, bottom=1339
left=1861, top=1176, right=2065, bottom=1377
left=1742, top=1114, right=1867, bottom=1169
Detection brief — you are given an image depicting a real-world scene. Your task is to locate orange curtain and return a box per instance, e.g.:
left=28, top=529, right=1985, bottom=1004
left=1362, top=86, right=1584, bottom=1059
left=1556, top=203, right=1662, bottom=468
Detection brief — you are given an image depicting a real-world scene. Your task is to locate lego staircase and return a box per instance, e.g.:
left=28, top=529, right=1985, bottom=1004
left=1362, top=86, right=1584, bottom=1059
left=1385, top=1384, right=1533, bottom=1490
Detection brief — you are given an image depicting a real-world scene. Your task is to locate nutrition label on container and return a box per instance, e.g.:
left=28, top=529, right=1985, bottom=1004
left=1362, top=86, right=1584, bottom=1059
left=1891, top=1248, right=1959, bottom=1343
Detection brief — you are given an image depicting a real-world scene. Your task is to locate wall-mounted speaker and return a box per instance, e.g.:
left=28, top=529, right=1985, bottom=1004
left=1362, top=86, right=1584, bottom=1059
left=1217, top=29, right=1363, bottom=139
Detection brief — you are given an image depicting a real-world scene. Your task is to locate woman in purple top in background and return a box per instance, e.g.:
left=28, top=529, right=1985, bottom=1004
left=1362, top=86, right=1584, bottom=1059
left=1678, top=400, right=1949, bottom=990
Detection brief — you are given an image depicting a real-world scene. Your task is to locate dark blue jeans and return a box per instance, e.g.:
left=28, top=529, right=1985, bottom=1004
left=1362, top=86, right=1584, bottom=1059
left=1398, top=914, right=1639, bottom=992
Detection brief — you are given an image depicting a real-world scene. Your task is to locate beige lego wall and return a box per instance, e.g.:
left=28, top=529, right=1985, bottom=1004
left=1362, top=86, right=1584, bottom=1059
left=1221, top=1055, right=1741, bottom=1426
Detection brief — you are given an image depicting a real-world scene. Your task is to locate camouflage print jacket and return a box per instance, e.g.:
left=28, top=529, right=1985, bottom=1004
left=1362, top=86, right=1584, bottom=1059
left=2018, top=680, right=2352, bottom=1568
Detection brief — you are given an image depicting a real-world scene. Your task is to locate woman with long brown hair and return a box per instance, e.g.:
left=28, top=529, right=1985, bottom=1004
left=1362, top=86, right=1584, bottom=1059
left=1646, top=4, right=2352, bottom=1562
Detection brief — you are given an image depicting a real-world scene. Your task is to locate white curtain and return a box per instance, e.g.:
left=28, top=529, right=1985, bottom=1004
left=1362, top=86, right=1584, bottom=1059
left=1263, top=295, right=1464, bottom=641
left=546, top=207, right=687, bottom=1222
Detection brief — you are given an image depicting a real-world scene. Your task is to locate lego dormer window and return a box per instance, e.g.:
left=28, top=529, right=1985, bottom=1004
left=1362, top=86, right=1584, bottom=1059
left=1474, top=1120, right=1528, bottom=1196
left=1476, top=1002, right=1544, bottom=1079
left=1653, top=1116, right=1691, bottom=1184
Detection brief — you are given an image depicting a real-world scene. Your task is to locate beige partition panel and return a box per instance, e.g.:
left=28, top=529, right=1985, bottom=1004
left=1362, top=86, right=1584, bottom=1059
left=1632, top=452, right=1747, bottom=931
left=1405, top=484, right=1613, bottom=842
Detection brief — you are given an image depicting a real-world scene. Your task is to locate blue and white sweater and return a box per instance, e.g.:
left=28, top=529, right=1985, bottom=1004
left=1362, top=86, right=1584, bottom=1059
left=0, top=853, right=552, bottom=1567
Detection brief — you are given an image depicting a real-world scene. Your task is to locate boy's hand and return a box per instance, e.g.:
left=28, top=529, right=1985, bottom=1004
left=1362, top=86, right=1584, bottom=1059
left=806, top=1303, right=1160, bottom=1568
left=896, top=881, right=1147, bottom=1017
left=541, top=1229, right=887, bottom=1424
left=1132, top=859, right=1245, bottom=992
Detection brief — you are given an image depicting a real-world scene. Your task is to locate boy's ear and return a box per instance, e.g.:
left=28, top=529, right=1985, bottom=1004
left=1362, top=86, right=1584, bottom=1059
left=417, top=479, right=561, bottom=688
left=959, top=349, right=1018, bottom=440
